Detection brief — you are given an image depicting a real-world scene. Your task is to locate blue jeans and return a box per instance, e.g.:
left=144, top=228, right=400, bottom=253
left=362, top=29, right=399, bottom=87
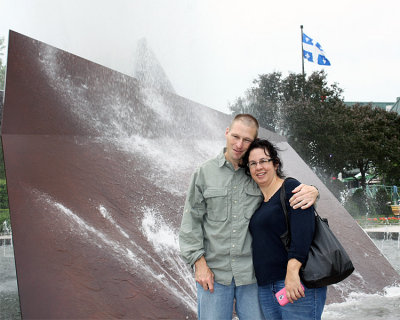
left=197, top=279, right=265, bottom=320
left=258, top=280, right=327, bottom=320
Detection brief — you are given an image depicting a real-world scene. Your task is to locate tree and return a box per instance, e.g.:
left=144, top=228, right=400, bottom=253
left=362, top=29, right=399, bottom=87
left=281, top=72, right=345, bottom=178
left=230, top=71, right=344, bottom=178
left=340, top=105, right=400, bottom=188
left=229, top=71, right=400, bottom=191
left=0, top=37, right=6, bottom=90
left=229, top=72, right=283, bottom=132
left=0, top=37, right=8, bottom=214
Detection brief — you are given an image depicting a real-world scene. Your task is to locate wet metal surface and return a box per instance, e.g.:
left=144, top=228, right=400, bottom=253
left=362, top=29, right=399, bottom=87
left=2, top=31, right=399, bottom=319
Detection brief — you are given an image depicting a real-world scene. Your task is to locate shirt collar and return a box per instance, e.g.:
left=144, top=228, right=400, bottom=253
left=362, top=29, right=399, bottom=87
left=218, top=148, right=243, bottom=172
left=217, top=148, right=227, bottom=167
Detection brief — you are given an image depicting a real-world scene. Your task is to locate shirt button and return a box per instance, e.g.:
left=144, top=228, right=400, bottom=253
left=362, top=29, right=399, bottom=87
left=232, top=259, right=235, bottom=262
left=233, top=230, right=236, bottom=233
left=232, top=244, right=235, bottom=248
left=233, top=215, right=237, bottom=218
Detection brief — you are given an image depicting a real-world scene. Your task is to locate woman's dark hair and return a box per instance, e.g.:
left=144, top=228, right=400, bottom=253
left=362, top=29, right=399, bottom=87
left=241, top=138, right=285, bottom=178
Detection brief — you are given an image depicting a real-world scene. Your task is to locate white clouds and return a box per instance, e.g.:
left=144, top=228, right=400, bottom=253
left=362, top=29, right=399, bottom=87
left=1, top=0, right=400, bottom=113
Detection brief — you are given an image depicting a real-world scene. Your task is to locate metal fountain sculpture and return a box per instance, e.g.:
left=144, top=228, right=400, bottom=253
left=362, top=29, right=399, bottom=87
left=2, top=31, right=399, bottom=319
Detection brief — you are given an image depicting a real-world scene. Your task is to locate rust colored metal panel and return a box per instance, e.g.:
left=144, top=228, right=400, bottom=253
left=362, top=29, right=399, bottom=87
left=2, top=30, right=399, bottom=319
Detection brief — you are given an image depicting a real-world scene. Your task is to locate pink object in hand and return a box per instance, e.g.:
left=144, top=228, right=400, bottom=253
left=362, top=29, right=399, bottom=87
left=275, top=284, right=305, bottom=306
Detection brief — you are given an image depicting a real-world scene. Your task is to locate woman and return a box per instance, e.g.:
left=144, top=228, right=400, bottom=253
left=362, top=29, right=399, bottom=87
left=241, top=139, right=326, bottom=320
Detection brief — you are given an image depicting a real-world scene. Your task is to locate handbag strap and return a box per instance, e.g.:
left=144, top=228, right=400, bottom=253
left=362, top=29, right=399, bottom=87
left=280, top=178, right=290, bottom=231
left=280, top=177, right=294, bottom=251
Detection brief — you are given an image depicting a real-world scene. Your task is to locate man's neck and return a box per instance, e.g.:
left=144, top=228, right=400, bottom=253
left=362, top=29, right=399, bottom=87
left=224, top=152, right=240, bottom=170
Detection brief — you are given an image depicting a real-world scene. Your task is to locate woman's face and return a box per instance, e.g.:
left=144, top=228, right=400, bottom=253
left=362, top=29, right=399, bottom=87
left=248, top=147, right=277, bottom=187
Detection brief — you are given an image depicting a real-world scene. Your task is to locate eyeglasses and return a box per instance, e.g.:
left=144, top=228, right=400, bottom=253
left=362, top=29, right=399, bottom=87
left=248, top=158, right=273, bottom=169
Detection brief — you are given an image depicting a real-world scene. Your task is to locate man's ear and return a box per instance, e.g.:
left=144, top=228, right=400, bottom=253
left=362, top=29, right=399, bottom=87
left=225, top=127, right=230, bottom=137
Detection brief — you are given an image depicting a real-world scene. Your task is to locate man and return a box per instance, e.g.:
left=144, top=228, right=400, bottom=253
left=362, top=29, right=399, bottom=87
left=179, top=114, right=318, bottom=320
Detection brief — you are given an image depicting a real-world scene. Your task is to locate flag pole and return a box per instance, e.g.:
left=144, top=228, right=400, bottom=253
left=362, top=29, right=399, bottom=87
left=300, top=25, right=305, bottom=97
left=300, top=25, right=305, bottom=79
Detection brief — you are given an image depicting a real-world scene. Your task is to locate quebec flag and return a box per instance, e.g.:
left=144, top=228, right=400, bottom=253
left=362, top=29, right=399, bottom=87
left=302, top=33, right=331, bottom=66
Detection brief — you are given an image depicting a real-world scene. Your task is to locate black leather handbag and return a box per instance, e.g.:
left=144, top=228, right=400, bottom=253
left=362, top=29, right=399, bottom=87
left=280, top=178, right=355, bottom=288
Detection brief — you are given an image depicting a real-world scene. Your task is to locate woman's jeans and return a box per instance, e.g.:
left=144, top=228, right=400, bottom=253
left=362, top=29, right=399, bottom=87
left=258, top=280, right=327, bottom=320
left=197, top=278, right=265, bottom=320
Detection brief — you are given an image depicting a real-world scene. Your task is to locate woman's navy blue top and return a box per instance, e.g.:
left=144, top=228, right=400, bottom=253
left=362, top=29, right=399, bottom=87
left=249, top=178, right=315, bottom=286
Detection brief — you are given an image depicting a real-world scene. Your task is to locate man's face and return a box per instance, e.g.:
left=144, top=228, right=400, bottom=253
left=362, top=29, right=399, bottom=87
left=225, top=120, right=257, bottom=164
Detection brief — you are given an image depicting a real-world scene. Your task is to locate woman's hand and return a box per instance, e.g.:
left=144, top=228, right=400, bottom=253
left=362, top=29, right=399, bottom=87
left=285, top=259, right=305, bottom=303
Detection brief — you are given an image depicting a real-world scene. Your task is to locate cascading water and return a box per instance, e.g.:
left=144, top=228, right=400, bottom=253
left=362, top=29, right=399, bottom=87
left=2, top=31, right=400, bottom=319
left=34, top=190, right=197, bottom=312
left=2, top=221, right=10, bottom=234
left=32, top=42, right=224, bottom=314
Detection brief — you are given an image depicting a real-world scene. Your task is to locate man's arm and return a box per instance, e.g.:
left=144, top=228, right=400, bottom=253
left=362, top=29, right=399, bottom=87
left=194, top=256, right=215, bottom=293
left=179, top=170, right=215, bottom=292
left=288, top=184, right=319, bottom=209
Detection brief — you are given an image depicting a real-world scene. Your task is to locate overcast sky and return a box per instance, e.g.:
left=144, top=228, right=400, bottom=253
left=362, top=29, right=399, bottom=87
left=1, top=0, right=399, bottom=114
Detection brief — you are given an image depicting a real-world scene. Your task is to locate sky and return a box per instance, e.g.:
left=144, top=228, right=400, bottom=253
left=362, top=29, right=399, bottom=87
left=0, top=0, right=399, bottom=114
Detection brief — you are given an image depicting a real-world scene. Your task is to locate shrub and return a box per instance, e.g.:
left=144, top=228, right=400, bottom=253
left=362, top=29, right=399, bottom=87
left=372, top=188, right=392, bottom=216
left=0, top=208, right=10, bottom=233
left=345, top=188, right=368, bottom=217
left=0, top=179, right=9, bottom=209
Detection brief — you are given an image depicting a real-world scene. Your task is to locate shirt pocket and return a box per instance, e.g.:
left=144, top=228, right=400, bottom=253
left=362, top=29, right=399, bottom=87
left=203, top=188, right=228, bottom=222
left=244, top=187, right=263, bottom=219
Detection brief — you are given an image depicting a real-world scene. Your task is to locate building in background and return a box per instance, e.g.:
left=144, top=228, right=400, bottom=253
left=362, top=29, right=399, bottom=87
left=344, top=100, right=395, bottom=112
left=389, top=97, right=400, bottom=114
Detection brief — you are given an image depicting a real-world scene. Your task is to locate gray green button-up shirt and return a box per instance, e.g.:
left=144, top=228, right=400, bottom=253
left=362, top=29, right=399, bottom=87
left=179, top=148, right=264, bottom=286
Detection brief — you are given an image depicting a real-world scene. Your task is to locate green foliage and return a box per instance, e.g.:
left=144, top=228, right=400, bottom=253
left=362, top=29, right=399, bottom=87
left=0, top=145, right=8, bottom=211
left=229, top=72, right=283, bottom=132
left=341, top=105, right=400, bottom=188
left=0, top=143, right=6, bottom=180
left=325, top=178, right=346, bottom=200
left=0, top=37, right=10, bottom=226
left=0, top=178, right=8, bottom=209
left=348, top=188, right=368, bottom=217
left=0, top=36, right=5, bottom=90
left=0, top=36, right=11, bottom=225
left=229, top=70, right=400, bottom=193
left=341, top=186, right=395, bottom=219
left=372, top=188, right=392, bottom=216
